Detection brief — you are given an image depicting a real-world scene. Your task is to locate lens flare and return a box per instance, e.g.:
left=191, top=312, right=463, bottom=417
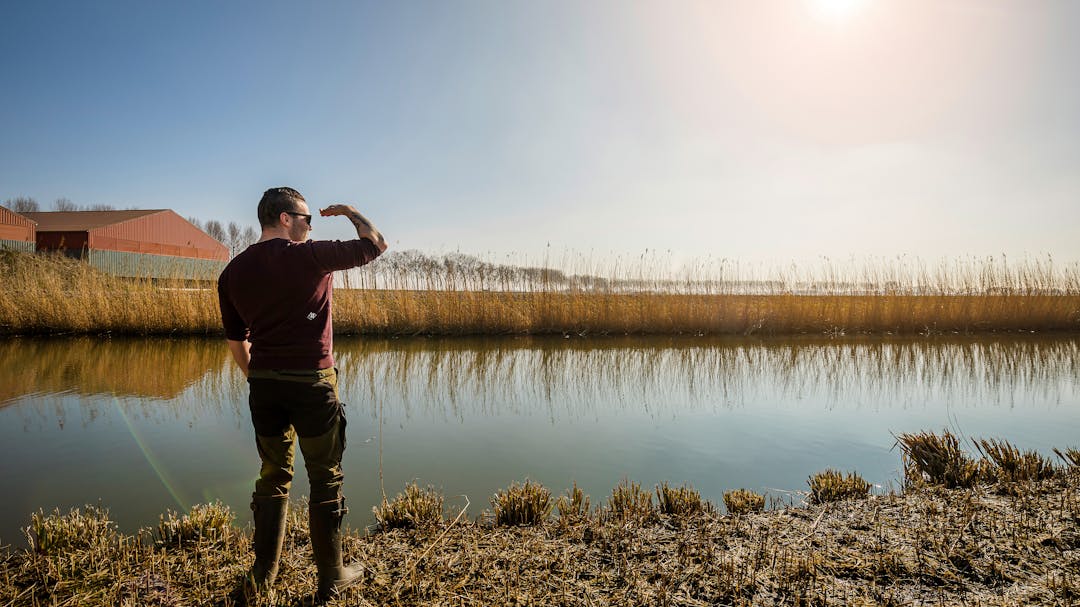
left=113, top=397, right=189, bottom=511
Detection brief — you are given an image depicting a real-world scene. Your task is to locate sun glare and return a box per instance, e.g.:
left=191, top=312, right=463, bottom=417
left=809, top=0, right=869, bottom=23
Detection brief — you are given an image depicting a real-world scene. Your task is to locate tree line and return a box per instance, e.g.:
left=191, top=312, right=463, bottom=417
left=187, top=218, right=257, bottom=258
left=5, top=195, right=116, bottom=213
left=3, top=196, right=258, bottom=258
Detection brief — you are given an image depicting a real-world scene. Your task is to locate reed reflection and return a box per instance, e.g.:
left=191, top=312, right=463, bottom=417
left=0, top=337, right=226, bottom=403
left=2, top=335, right=1077, bottom=427
left=0, top=336, right=236, bottom=430
left=332, top=335, right=1080, bottom=422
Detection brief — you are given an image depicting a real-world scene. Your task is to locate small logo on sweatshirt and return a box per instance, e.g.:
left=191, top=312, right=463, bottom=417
left=306, top=312, right=317, bottom=320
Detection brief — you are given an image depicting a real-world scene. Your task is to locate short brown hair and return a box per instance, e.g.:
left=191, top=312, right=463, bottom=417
left=257, top=187, right=306, bottom=228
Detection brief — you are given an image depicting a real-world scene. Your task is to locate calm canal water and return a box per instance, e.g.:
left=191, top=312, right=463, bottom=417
left=0, top=334, right=1078, bottom=544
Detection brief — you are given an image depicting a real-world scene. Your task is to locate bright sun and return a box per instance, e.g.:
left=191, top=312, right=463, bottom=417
left=809, top=0, right=869, bottom=23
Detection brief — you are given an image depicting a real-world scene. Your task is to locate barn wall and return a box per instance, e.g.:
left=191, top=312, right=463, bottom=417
left=0, top=206, right=36, bottom=243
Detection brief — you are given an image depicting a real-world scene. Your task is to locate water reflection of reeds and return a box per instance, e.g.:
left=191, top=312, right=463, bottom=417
left=0, top=337, right=238, bottom=431
left=331, top=336, right=1080, bottom=422
left=0, top=336, right=227, bottom=404
left=2, top=336, right=1077, bottom=426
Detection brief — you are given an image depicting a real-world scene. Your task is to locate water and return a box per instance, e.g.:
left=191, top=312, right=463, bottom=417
left=0, top=334, right=1077, bottom=545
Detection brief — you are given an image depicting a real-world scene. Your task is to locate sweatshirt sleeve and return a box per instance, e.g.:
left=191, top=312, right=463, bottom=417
left=217, top=272, right=250, bottom=341
left=308, top=238, right=383, bottom=273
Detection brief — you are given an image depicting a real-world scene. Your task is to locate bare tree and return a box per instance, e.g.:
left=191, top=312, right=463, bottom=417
left=242, top=225, right=258, bottom=249
left=188, top=217, right=204, bottom=231
left=5, top=197, right=39, bottom=212
left=227, top=221, right=242, bottom=256
left=53, top=198, right=78, bottom=211
left=204, top=220, right=226, bottom=243
left=87, top=204, right=116, bottom=211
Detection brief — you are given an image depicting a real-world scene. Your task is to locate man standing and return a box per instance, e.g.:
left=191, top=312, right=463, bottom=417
left=217, top=186, right=386, bottom=602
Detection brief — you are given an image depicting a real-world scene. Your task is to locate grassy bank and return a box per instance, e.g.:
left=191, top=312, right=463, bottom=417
left=2, top=249, right=1079, bottom=336
left=0, top=250, right=219, bottom=335
left=3, top=434, right=1078, bottom=606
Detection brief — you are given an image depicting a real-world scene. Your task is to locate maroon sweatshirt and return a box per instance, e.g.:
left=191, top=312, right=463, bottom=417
left=217, top=237, right=382, bottom=370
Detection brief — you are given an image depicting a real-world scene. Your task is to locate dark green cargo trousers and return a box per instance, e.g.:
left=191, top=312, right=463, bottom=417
left=247, top=368, right=347, bottom=504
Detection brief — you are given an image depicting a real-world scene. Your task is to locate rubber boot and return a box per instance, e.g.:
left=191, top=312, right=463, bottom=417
left=223, top=495, right=288, bottom=605
left=309, top=498, right=363, bottom=602
left=251, top=494, right=289, bottom=588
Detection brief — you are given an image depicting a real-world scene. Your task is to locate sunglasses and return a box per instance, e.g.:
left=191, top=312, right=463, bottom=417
left=285, top=211, right=312, bottom=225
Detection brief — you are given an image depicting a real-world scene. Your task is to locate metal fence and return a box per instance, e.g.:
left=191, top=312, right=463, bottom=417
left=0, top=240, right=36, bottom=254
left=87, top=249, right=226, bottom=280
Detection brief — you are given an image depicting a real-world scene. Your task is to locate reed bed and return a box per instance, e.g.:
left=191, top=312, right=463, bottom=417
left=2, top=249, right=1079, bottom=336
left=4, top=435, right=1079, bottom=606
left=0, top=250, right=218, bottom=335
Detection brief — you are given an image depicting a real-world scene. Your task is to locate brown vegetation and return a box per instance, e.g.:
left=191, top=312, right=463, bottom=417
left=0, top=250, right=218, bottom=335
left=807, top=469, right=872, bottom=505
left=371, top=483, right=444, bottom=531
left=2, top=249, right=1079, bottom=336
left=723, top=489, right=766, bottom=515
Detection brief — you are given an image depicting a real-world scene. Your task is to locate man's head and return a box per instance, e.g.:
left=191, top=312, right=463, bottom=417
left=258, top=186, right=311, bottom=242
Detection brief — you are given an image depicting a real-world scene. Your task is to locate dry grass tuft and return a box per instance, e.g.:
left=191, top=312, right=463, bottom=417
left=1054, top=447, right=1080, bottom=468
left=491, top=480, right=553, bottom=527
left=655, top=482, right=709, bottom=517
left=556, top=482, right=592, bottom=526
left=896, top=430, right=983, bottom=489
left=373, top=483, right=444, bottom=530
left=975, top=438, right=1057, bottom=484
left=607, top=479, right=655, bottom=524
left=156, top=502, right=236, bottom=548
left=26, top=505, right=115, bottom=556
left=723, top=488, right=766, bottom=515
left=808, top=469, right=872, bottom=504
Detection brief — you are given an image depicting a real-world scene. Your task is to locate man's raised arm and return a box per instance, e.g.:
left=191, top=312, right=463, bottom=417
left=319, top=204, right=387, bottom=252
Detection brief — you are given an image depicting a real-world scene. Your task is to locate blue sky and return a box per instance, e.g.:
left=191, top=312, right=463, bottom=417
left=2, top=1, right=1078, bottom=268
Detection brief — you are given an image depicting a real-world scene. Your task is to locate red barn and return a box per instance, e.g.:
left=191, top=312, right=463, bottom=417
left=23, top=209, right=229, bottom=279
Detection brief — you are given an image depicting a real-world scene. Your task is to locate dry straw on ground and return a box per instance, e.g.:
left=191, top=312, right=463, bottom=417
left=3, top=249, right=1079, bottom=336
left=5, top=434, right=1079, bottom=606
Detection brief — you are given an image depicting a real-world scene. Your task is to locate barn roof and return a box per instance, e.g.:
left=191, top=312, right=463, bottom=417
left=21, top=210, right=164, bottom=231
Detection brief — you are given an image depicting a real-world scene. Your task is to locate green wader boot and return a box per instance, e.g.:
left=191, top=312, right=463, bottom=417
left=225, top=495, right=288, bottom=606
left=251, top=494, right=289, bottom=588
left=309, top=498, right=364, bottom=602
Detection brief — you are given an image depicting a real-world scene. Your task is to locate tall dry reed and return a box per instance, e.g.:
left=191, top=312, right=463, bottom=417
left=0, top=250, right=218, bottom=335
left=2, top=249, right=1078, bottom=336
